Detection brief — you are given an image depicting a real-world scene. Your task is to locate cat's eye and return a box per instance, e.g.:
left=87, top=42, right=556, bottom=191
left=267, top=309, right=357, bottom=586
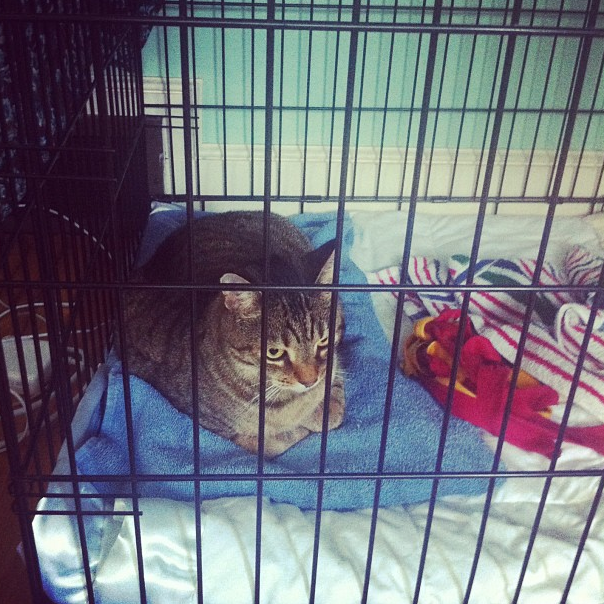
left=267, top=347, right=285, bottom=360
left=317, top=335, right=329, bottom=347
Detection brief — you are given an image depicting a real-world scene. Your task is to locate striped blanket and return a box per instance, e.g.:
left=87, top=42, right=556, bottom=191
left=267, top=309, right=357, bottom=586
left=368, top=246, right=604, bottom=425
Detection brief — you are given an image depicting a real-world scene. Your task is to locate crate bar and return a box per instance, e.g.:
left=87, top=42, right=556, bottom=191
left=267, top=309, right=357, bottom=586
left=161, top=4, right=178, bottom=194
left=545, top=2, right=595, bottom=202
left=5, top=277, right=601, bottom=296
left=369, top=0, right=429, bottom=580
left=471, top=34, right=506, bottom=200
left=374, top=0, right=400, bottom=197
left=520, top=2, right=572, bottom=198
left=220, top=1, right=229, bottom=195
left=4, top=11, right=604, bottom=37
left=112, top=263, right=147, bottom=604
left=391, top=1, right=456, bottom=601
left=511, top=3, right=602, bottom=601
left=300, top=0, right=315, bottom=205
left=325, top=2, right=343, bottom=198
left=558, top=285, right=604, bottom=600
left=0, top=341, right=46, bottom=600
left=455, top=1, right=554, bottom=600
left=190, top=22, right=202, bottom=201
left=561, top=466, right=604, bottom=602
left=250, top=0, right=257, bottom=198
left=177, top=1, right=205, bottom=601
left=469, top=0, right=599, bottom=597
left=397, top=8, right=425, bottom=207
left=308, top=0, right=362, bottom=600
left=253, top=2, right=278, bottom=601
left=14, top=465, right=604, bottom=487
left=349, top=1, right=369, bottom=199
left=495, top=0, right=538, bottom=204
left=34, top=193, right=97, bottom=602
left=103, top=28, right=149, bottom=604
left=422, top=1, right=453, bottom=197
left=416, top=1, right=525, bottom=601
left=276, top=17, right=285, bottom=198
left=569, top=43, right=604, bottom=199
left=448, top=0, right=482, bottom=198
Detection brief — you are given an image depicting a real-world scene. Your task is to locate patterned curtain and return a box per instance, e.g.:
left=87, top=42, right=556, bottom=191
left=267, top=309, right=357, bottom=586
left=0, top=0, right=162, bottom=221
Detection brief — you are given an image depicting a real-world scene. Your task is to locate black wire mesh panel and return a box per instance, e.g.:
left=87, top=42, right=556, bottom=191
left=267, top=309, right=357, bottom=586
left=0, top=2, right=151, bottom=602
left=1, top=1, right=604, bottom=604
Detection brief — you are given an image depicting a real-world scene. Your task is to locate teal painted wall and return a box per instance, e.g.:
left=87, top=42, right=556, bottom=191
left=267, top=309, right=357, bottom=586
left=141, top=1, right=604, bottom=153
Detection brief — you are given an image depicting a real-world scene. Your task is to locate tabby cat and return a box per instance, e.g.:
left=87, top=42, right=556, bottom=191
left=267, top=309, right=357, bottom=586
left=119, top=211, right=345, bottom=458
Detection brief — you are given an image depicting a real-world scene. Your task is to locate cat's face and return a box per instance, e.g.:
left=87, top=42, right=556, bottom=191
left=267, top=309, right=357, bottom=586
left=264, top=292, right=343, bottom=392
left=219, top=248, right=344, bottom=394
left=220, top=290, right=344, bottom=394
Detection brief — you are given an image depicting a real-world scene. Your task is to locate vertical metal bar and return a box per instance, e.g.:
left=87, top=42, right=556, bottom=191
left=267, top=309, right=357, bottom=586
left=470, top=33, right=506, bottom=200
left=308, top=1, right=362, bottom=601
left=496, top=0, right=537, bottom=204
left=220, top=0, right=229, bottom=196
left=189, top=10, right=201, bottom=199
left=250, top=0, right=256, bottom=197
left=33, top=190, right=97, bottom=604
left=0, top=336, right=45, bottom=602
left=375, top=0, right=400, bottom=198
left=325, top=4, right=342, bottom=199
left=254, top=3, right=277, bottom=602
left=161, top=8, right=177, bottom=194
left=350, top=0, right=369, bottom=199
left=569, top=47, right=604, bottom=198
left=178, top=2, right=204, bottom=601
left=511, top=3, right=601, bottom=600
left=520, top=2, right=566, bottom=199
left=398, top=2, right=427, bottom=207
left=561, top=472, right=604, bottom=603
left=301, top=0, right=315, bottom=204
left=101, top=16, right=147, bottom=604
left=276, top=21, right=284, bottom=199
left=447, top=0, right=483, bottom=199
left=423, top=2, right=453, bottom=197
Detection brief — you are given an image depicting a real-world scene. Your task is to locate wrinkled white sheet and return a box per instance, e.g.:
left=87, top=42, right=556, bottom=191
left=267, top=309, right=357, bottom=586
left=33, top=210, right=604, bottom=604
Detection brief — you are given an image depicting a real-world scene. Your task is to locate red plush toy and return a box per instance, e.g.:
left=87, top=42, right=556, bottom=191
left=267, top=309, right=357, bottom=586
left=402, top=309, right=604, bottom=459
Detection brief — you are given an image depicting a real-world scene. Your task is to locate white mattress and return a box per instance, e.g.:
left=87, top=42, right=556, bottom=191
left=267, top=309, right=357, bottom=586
left=33, top=209, right=604, bottom=604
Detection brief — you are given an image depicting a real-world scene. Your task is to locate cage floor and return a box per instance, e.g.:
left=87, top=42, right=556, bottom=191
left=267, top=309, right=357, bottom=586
left=1, top=435, right=57, bottom=604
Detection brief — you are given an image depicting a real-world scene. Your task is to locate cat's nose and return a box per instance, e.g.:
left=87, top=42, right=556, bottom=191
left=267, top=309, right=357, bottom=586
left=294, top=365, right=319, bottom=388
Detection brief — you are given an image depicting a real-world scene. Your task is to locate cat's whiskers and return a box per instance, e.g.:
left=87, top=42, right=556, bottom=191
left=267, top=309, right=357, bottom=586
left=248, top=382, right=282, bottom=408
left=225, top=382, right=276, bottom=426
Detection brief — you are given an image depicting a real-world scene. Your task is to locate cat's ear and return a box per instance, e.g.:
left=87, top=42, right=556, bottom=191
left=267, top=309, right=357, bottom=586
left=316, top=250, right=336, bottom=285
left=306, top=239, right=337, bottom=284
left=220, top=273, right=261, bottom=317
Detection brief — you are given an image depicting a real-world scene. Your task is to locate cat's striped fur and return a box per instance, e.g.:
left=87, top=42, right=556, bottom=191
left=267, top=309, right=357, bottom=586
left=119, top=212, right=345, bottom=458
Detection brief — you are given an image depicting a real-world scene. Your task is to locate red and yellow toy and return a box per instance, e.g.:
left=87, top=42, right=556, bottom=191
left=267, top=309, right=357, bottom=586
left=402, top=309, right=604, bottom=458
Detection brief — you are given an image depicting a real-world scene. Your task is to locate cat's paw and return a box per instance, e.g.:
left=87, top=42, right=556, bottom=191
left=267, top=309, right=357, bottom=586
left=305, top=378, right=345, bottom=432
left=233, top=428, right=311, bottom=459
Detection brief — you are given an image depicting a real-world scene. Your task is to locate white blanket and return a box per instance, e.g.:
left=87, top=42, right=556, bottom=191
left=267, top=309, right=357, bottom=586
left=33, top=209, right=604, bottom=604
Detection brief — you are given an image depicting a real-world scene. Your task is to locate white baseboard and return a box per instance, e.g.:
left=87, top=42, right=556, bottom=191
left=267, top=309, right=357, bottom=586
left=142, top=77, right=603, bottom=212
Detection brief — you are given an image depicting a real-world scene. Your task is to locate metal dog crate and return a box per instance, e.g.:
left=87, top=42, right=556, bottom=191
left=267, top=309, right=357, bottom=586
left=1, top=1, right=604, bottom=603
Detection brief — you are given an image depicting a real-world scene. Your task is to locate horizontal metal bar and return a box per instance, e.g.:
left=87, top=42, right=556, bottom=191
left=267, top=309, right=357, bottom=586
left=12, top=467, right=604, bottom=485
left=2, top=277, right=602, bottom=295
left=152, top=194, right=604, bottom=205
left=144, top=102, right=604, bottom=116
left=1, top=12, right=604, bottom=38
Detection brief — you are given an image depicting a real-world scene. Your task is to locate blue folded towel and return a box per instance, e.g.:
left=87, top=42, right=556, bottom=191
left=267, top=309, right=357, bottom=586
left=75, top=209, right=501, bottom=510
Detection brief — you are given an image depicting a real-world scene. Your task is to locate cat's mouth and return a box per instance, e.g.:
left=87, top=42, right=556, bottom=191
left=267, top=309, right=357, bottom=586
left=292, top=376, right=324, bottom=393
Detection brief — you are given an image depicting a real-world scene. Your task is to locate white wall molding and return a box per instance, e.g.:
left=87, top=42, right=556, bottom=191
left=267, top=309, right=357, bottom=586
left=142, top=77, right=603, bottom=209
